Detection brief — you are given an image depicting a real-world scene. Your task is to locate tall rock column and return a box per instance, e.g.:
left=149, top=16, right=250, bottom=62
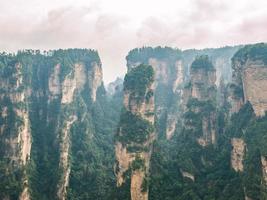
left=183, top=55, right=217, bottom=146
left=115, top=64, right=155, bottom=200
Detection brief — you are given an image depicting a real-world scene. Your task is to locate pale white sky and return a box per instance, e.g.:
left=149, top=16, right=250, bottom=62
left=0, top=0, right=267, bottom=83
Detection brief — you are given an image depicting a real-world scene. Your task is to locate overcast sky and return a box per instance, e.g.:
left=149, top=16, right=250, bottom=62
left=1, top=0, right=267, bottom=83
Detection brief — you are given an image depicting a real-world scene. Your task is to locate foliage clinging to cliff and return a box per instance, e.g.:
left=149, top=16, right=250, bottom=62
left=116, top=109, right=154, bottom=145
left=126, top=46, right=182, bottom=64
left=233, top=43, right=267, bottom=64
left=124, top=64, right=154, bottom=97
left=191, top=55, right=214, bottom=70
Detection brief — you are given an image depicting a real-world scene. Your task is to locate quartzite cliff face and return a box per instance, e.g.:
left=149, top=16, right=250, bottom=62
left=231, top=44, right=267, bottom=116
left=115, top=64, right=155, bottom=200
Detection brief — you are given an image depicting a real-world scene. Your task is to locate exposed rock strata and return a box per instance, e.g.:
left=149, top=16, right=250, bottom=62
left=57, top=116, right=77, bottom=200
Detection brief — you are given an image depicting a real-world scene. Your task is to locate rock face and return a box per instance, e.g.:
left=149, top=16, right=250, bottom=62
left=0, top=49, right=104, bottom=200
left=0, top=62, right=32, bottom=200
left=180, top=169, right=195, bottom=182
left=61, top=63, right=86, bottom=104
left=57, top=115, right=77, bottom=200
left=126, top=47, right=184, bottom=140
left=242, top=63, right=267, bottom=116
left=261, top=156, right=267, bottom=184
left=231, top=138, right=246, bottom=172
left=125, top=46, right=240, bottom=140
left=231, top=44, right=267, bottom=116
left=88, top=62, right=103, bottom=102
left=184, top=56, right=217, bottom=146
left=190, top=67, right=216, bottom=101
left=115, top=64, right=155, bottom=200
left=48, top=62, right=102, bottom=104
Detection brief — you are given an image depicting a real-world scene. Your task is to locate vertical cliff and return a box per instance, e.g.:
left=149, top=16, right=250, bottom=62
left=0, top=56, right=32, bottom=200
left=126, top=47, right=183, bottom=140
left=125, top=46, right=240, bottom=140
left=115, top=64, right=155, bottom=200
left=231, top=43, right=267, bottom=116
left=226, top=44, right=267, bottom=199
left=0, top=49, right=118, bottom=200
left=183, top=55, right=217, bottom=146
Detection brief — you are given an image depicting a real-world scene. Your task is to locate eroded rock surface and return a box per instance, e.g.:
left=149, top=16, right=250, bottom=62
left=231, top=138, right=245, bottom=172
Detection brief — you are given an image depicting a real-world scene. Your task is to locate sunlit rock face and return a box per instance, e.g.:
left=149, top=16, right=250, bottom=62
left=48, top=62, right=102, bottom=104
left=115, top=64, right=155, bottom=200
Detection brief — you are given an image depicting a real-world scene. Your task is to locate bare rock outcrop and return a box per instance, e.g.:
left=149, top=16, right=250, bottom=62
left=57, top=115, right=77, bottom=200
left=231, top=45, right=267, bottom=116
left=231, top=138, right=246, bottom=172
left=48, top=61, right=102, bottom=104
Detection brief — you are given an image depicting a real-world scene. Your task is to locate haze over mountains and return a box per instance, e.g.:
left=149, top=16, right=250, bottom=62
left=1, top=0, right=267, bottom=83
left=1, top=0, right=267, bottom=200
left=1, top=43, right=267, bottom=200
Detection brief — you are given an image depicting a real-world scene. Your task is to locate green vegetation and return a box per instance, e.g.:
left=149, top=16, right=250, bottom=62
left=141, top=174, right=149, bottom=192
left=117, top=109, right=154, bottom=145
left=191, top=55, right=214, bottom=70
left=2, top=44, right=267, bottom=200
left=131, top=156, right=145, bottom=171
left=124, top=64, right=154, bottom=98
left=0, top=160, right=23, bottom=200
left=0, top=49, right=118, bottom=200
left=233, top=43, right=267, bottom=64
left=126, top=46, right=182, bottom=64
